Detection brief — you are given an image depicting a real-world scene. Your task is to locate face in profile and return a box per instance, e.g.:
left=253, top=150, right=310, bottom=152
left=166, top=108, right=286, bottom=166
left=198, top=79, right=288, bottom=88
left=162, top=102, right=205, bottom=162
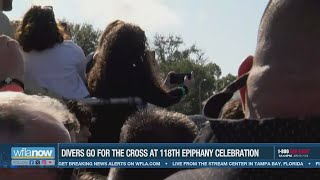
left=76, top=125, right=91, bottom=143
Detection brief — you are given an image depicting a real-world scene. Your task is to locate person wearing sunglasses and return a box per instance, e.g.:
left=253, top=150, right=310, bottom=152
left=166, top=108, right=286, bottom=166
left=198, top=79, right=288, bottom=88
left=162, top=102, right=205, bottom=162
left=17, top=6, right=89, bottom=100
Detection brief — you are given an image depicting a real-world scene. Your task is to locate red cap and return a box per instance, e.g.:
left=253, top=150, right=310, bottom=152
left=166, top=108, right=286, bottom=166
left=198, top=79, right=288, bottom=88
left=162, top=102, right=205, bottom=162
left=238, top=56, right=253, bottom=110
left=0, top=84, right=24, bottom=92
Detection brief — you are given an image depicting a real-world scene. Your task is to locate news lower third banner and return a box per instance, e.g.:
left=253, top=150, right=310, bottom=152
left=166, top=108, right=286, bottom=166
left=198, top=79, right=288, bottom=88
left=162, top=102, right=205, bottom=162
left=2, top=143, right=320, bottom=168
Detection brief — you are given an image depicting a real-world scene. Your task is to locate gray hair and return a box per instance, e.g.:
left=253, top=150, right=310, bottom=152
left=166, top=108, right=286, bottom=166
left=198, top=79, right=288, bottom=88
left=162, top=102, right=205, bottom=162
left=0, top=92, right=79, bottom=135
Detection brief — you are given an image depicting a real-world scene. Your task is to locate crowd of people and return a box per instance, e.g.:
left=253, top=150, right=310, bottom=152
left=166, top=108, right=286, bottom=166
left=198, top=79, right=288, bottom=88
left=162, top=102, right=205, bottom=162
left=1, top=0, right=320, bottom=179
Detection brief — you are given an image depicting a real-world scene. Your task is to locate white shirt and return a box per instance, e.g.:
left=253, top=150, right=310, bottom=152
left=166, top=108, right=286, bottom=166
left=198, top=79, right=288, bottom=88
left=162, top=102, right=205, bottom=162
left=23, top=41, right=90, bottom=99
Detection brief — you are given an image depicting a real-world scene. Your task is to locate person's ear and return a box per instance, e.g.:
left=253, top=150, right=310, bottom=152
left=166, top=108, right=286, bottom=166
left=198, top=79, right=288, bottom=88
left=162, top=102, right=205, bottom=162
left=238, top=55, right=253, bottom=111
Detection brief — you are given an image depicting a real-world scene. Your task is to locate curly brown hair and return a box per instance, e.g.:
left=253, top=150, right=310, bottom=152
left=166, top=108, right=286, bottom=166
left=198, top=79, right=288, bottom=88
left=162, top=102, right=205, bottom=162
left=219, top=99, right=244, bottom=119
left=66, top=100, right=93, bottom=127
left=87, top=21, right=185, bottom=149
left=16, top=6, right=64, bottom=52
left=87, top=20, right=163, bottom=99
left=120, top=108, right=198, bottom=143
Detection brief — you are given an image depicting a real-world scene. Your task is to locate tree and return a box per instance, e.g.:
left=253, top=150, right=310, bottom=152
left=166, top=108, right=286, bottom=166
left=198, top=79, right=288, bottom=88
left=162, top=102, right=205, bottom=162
left=11, top=20, right=20, bottom=38
left=217, top=73, right=237, bottom=92
left=153, top=34, right=237, bottom=115
left=154, top=34, right=207, bottom=64
left=67, top=22, right=102, bottom=55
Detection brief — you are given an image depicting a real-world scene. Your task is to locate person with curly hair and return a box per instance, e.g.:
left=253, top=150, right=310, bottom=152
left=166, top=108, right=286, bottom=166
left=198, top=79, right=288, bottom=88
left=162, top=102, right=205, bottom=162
left=87, top=20, right=193, bottom=143
left=17, top=6, right=89, bottom=99
left=108, top=107, right=198, bottom=180
left=219, top=99, right=244, bottom=119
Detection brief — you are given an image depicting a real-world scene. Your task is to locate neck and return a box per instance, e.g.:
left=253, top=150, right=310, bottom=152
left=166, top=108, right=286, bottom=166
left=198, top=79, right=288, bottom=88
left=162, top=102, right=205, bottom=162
left=246, top=87, right=320, bottom=119
left=245, top=61, right=320, bottom=119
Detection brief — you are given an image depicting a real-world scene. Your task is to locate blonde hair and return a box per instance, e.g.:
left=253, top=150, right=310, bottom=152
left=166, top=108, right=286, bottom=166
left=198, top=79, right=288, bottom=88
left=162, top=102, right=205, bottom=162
left=58, top=21, right=71, bottom=40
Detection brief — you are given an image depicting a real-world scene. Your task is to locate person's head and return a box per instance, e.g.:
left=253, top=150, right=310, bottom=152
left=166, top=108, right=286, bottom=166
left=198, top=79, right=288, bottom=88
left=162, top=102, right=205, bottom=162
left=87, top=20, right=162, bottom=99
left=0, top=92, right=74, bottom=180
left=58, top=21, right=71, bottom=40
left=16, top=6, right=65, bottom=52
left=0, top=92, right=78, bottom=143
left=219, top=99, right=244, bottom=119
left=66, top=100, right=93, bottom=143
left=120, top=108, right=198, bottom=143
left=108, top=108, right=198, bottom=180
left=239, top=0, right=320, bottom=119
left=78, top=172, right=107, bottom=180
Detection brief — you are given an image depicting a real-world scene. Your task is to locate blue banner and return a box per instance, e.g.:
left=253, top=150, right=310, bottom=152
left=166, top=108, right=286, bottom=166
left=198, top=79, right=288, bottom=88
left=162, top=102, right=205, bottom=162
left=1, top=143, right=320, bottom=168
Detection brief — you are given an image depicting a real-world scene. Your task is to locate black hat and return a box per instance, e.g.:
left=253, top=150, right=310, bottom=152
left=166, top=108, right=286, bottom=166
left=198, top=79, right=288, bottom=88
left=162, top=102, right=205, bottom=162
left=202, top=73, right=249, bottom=119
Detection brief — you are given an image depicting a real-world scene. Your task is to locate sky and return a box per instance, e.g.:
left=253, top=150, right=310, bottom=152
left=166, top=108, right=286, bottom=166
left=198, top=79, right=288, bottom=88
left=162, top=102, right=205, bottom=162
left=6, top=0, right=269, bottom=75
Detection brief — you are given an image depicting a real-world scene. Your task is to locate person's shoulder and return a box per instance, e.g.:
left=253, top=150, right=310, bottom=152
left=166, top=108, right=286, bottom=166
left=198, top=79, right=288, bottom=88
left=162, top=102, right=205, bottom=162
left=62, top=40, right=81, bottom=49
left=195, top=117, right=320, bottom=143
left=61, top=40, right=85, bottom=56
left=194, top=118, right=252, bottom=143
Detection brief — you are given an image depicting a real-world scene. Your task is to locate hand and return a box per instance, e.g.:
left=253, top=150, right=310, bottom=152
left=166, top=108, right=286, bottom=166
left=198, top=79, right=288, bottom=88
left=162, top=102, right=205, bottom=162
left=0, top=35, right=24, bottom=83
left=183, top=71, right=194, bottom=89
left=164, top=71, right=178, bottom=89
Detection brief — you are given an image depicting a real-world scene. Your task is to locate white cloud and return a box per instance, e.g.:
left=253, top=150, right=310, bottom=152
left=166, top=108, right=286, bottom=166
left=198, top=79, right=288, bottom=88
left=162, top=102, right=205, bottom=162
left=77, top=0, right=181, bottom=32
left=25, top=0, right=181, bottom=32
left=28, top=0, right=54, bottom=6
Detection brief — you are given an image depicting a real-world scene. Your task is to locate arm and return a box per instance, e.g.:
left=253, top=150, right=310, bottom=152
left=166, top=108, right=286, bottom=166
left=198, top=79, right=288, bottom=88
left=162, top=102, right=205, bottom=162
left=77, top=52, right=87, bottom=83
left=77, top=59, right=87, bottom=83
left=147, top=72, right=193, bottom=107
left=71, top=42, right=87, bottom=83
left=145, top=85, right=188, bottom=108
left=168, top=85, right=189, bottom=97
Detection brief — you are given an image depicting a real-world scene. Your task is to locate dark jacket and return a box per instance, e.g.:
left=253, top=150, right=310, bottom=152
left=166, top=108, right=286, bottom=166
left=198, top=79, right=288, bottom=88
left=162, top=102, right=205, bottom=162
left=88, top=87, right=187, bottom=176
left=89, top=86, right=187, bottom=143
left=166, top=118, right=320, bottom=180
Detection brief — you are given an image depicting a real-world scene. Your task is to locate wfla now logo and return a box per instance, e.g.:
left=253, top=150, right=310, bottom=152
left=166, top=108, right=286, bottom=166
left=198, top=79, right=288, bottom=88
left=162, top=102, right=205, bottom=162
left=11, top=147, right=55, bottom=159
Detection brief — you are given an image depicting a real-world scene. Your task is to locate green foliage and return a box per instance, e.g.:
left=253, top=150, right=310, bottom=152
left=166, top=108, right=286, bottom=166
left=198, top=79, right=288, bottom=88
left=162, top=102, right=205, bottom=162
left=154, top=34, right=207, bottom=65
left=217, top=73, right=237, bottom=92
left=67, top=22, right=102, bottom=55
left=153, top=34, right=237, bottom=115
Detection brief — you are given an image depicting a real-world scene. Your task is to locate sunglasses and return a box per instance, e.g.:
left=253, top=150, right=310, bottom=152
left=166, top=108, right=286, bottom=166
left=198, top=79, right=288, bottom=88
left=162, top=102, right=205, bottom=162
left=43, top=6, right=53, bottom=10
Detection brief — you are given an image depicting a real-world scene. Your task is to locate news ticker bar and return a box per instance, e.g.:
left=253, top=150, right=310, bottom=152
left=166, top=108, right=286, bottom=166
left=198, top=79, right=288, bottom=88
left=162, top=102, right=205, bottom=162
left=2, top=143, right=320, bottom=168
